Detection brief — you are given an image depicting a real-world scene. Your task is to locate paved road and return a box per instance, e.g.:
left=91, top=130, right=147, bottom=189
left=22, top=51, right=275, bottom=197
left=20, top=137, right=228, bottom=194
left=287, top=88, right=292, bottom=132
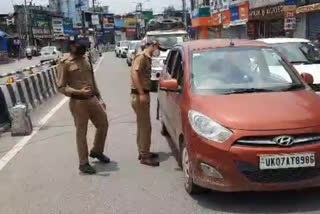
left=0, top=57, right=43, bottom=74
left=1, top=53, right=320, bottom=214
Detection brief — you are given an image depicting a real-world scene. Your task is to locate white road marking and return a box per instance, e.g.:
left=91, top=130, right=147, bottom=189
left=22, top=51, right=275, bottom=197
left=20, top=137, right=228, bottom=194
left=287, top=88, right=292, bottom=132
left=0, top=54, right=105, bottom=171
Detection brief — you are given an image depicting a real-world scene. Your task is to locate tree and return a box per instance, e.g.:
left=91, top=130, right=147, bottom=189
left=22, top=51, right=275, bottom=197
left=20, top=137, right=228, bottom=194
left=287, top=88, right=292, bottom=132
left=163, top=6, right=176, bottom=17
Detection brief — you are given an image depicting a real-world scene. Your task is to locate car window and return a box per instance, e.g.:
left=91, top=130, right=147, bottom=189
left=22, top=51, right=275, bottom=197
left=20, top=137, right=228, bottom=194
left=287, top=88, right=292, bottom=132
left=166, top=50, right=177, bottom=75
left=191, top=47, right=303, bottom=95
left=171, top=52, right=183, bottom=85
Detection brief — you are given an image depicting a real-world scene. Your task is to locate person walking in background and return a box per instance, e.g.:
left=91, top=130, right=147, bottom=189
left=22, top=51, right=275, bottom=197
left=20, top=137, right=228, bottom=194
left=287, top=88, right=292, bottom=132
left=57, top=39, right=110, bottom=174
left=130, top=40, right=166, bottom=167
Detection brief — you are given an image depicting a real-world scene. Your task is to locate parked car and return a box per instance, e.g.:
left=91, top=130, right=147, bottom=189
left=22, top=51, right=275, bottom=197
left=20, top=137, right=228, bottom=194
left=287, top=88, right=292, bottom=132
left=258, top=38, right=320, bottom=85
left=158, top=39, right=320, bottom=195
left=39, top=46, right=63, bottom=63
left=126, top=40, right=141, bottom=66
left=115, top=41, right=129, bottom=58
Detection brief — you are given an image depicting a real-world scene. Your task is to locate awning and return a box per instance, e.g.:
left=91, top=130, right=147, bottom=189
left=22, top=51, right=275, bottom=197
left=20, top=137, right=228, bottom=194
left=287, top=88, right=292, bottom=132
left=297, top=3, right=320, bottom=14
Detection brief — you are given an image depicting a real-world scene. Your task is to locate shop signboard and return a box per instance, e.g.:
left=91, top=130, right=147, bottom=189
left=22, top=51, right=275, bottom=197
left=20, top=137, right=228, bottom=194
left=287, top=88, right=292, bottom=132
left=210, top=0, right=229, bottom=14
left=239, top=2, right=249, bottom=20
left=250, top=4, right=284, bottom=20
left=91, top=14, right=100, bottom=25
left=249, top=0, right=283, bottom=9
left=229, top=0, right=247, bottom=6
left=103, top=14, right=115, bottom=29
left=212, top=10, right=231, bottom=26
left=284, top=5, right=296, bottom=30
left=63, top=18, right=74, bottom=36
left=52, top=17, right=64, bottom=38
left=230, top=6, right=240, bottom=21
left=31, top=13, right=52, bottom=39
left=125, top=18, right=137, bottom=28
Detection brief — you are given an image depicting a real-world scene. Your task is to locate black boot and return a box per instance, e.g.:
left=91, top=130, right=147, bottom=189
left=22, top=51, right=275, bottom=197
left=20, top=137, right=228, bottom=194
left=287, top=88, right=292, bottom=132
left=90, top=151, right=110, bottom=164
left=79, top=163, right=96, bottom=174
left=138, top=152, right=159, bottom=160
left=140, top=155, right=160, bottom=167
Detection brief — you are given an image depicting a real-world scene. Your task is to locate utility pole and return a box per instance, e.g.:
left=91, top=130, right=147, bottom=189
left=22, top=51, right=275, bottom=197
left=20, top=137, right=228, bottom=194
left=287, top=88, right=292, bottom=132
left=182, top=0, right=187, bottom=29
left=24, top=0, right=30, bottom=46
left=92, top=0, right=95, bottom=12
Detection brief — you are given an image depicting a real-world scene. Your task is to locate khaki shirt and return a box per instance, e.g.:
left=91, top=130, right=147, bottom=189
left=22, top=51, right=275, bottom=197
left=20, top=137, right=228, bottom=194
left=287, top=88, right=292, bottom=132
left=131, top=50, right=152, bottom=90
left=56, top=55, right=100, bottom=97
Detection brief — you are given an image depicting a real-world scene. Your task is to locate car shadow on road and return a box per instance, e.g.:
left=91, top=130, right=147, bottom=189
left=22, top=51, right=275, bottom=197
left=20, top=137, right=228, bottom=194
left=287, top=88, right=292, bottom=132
left=192, top=188, right=320, bottom=213
left=91, top=161, right=120, bottom=177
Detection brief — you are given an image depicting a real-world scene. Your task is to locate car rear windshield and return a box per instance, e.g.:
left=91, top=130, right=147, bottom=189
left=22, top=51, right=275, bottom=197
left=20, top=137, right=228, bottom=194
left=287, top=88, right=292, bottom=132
left=191, top=47, right=304, bottom=95
left=41, top=47, right=55, bottom=52
left=273, top=42, right=320, bottom=64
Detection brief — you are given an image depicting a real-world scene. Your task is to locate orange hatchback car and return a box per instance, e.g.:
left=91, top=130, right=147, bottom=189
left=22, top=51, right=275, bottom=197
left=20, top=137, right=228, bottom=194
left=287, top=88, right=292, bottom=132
left=157, top=39, right=320, bottom=195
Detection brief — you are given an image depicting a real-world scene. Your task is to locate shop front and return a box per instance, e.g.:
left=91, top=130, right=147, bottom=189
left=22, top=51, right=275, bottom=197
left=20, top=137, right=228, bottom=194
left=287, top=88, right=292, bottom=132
left=248, top=3, right=285, bottom=39
left=192, top=7, right=212, bottom=39
left=296, top=1, right=320, bottom=40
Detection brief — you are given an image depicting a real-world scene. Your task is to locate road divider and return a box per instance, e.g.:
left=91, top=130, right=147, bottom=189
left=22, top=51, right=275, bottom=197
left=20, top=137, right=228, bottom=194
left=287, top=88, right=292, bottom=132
left=0, top=66, right=59, bottom=130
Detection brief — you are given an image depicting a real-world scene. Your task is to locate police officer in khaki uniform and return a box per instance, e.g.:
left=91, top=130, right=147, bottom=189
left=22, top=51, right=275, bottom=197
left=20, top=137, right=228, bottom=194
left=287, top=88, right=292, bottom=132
left=57, top=39, right=110, bottom=174
left=131, top=40, right=165, bottom=167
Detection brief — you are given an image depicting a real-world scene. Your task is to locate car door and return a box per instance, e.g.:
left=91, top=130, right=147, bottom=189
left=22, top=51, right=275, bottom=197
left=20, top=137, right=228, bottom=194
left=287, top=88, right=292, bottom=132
left=166, top=48, right=184, bottom=146
left=158, top=50, right=177, bottom=134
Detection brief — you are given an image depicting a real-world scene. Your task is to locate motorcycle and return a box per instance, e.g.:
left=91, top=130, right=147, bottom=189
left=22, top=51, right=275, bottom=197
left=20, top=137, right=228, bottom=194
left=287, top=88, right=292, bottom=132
left=26, top=47, right=33, bottom=60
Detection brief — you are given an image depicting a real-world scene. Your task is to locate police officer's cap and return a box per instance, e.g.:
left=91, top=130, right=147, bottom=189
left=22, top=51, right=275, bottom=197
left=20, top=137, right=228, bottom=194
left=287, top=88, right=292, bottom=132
left=145, top=39, right=167, bottom=52
left=70, top=38, right=91, bottom=48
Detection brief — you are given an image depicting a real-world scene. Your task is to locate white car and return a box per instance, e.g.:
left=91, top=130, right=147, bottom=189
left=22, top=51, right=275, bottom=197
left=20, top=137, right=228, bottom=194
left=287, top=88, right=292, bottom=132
left=143, top=30, right=189, bottom=91
left=40, top=46, right=63, bottom=63
left=126, top=40, right=141, bottom=66
left=115, top=41, right=129, bottom=58
left=258, top=38, right=320, bottom=84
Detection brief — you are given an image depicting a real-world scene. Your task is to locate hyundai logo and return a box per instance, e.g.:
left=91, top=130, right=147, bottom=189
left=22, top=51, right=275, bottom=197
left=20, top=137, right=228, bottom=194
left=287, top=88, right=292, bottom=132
left=273, top=136, right=294, bottom=147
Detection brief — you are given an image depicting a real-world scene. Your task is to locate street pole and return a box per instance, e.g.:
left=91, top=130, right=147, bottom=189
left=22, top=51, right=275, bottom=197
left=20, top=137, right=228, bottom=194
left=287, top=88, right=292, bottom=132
left=24, top=0, right=30, bottom=46
left=182, top=0, right=187, bottom=29
left=92, top=0, right=95, bottom=12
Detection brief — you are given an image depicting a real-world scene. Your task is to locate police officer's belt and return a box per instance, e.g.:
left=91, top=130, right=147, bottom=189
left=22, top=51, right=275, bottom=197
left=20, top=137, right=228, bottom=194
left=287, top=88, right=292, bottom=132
left=71, top=95, right=95, bottom=100
left=131, top=89, right=150, bottom=95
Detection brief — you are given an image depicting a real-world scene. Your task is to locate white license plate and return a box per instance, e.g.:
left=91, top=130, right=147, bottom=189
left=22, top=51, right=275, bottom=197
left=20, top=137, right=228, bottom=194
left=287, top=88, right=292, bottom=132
left=259, top=153, right=316, bottom=170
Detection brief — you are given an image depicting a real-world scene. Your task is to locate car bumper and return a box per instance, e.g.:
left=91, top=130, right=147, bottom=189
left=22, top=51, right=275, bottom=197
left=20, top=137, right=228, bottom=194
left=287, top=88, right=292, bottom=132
left=187, top=125, right=320, bottom=192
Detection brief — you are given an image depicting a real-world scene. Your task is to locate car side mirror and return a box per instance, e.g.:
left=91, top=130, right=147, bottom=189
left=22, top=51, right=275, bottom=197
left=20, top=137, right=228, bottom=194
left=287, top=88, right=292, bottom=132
left=301, top=72, right=314, bottom=84
left=159, top=79, right=181, bottom=92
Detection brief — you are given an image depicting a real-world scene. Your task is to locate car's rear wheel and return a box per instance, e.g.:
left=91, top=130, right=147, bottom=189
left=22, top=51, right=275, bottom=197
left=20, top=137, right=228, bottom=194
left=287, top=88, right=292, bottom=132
left=181, top=143, right=207, bottom=195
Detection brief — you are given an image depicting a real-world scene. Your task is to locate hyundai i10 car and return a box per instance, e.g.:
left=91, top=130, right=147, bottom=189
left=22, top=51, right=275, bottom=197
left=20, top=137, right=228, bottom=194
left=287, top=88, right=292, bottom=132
left=157, top=39, right=320, bottom=195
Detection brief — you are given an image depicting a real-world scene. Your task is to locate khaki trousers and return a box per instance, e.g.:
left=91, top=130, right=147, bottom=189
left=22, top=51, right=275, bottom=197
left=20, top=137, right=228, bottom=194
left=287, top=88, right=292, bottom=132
left=70, top=97, right=108, bottom=165
left=131, top=94, right=151, bottom=155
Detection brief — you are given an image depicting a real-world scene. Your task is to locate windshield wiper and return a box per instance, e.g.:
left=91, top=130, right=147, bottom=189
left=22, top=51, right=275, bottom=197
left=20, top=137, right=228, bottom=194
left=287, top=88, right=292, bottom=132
left=290, top=60, right=312, bottom=65
left=280, top=84, right=305, bottom=91
left=224, top=88, right=275, bottom=95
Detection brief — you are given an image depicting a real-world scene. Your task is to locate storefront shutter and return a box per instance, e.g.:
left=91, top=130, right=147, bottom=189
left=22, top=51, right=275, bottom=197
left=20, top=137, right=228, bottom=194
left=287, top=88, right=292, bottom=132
left=308, top=12, right=320, bottom=40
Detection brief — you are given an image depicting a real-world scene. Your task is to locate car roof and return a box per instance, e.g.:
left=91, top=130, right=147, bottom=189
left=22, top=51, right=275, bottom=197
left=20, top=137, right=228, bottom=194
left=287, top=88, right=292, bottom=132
left=146, top=30, right=187, bottom=35
left=129, top=40, right=141, bottom=43
left=257, top=38, right=310, bottom=44
left=181, top=39, right=269, bottom=51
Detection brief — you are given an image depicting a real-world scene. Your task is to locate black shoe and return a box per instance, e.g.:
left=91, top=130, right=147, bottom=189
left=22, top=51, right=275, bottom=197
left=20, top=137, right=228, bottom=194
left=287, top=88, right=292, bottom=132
left=90, top=152, right=110, bottom=164
left=79, top=163, right=96, bottom=174
left=138, top=152, right=159, bottom=160
left=140, top=157, right=160, bottom=167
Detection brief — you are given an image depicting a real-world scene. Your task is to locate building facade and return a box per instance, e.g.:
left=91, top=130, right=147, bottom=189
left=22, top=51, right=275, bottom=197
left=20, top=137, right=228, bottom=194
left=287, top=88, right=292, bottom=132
left=190, top=0, right=319, bottom=40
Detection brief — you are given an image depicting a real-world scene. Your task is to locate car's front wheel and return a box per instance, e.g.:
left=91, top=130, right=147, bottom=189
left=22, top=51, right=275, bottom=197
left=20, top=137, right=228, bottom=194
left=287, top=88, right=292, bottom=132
left=181, top=143, right=207, bottom=195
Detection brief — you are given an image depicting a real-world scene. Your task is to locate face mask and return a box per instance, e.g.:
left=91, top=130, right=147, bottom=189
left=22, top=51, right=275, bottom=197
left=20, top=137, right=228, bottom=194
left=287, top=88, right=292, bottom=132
left=153, top=49, right=160, bottom=57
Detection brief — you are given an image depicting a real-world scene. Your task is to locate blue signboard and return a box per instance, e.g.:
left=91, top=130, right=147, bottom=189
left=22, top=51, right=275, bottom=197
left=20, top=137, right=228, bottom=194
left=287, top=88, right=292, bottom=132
left=230, top=6, right=239, bottom=21
left=284, top=0, right=297, bottom=5
left=115, top=19, right=125, bottom=29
